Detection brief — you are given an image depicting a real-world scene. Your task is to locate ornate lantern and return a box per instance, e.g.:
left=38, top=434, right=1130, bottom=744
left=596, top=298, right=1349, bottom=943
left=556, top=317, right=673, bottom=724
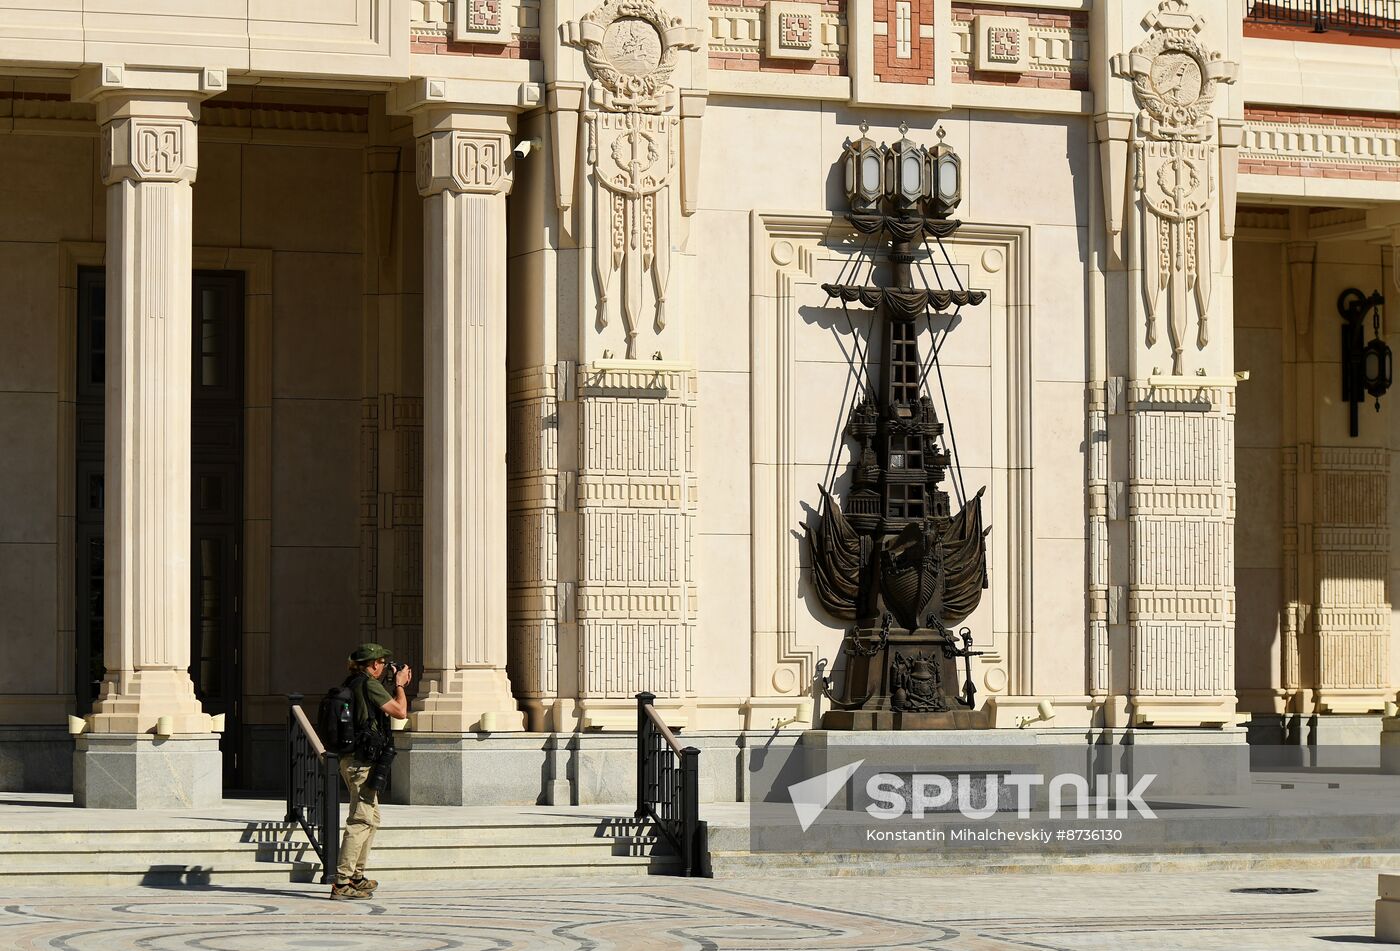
left=1340, top=287, right=1392, bottom=437
left=843, top=121, right=885, bottom=214
left=926, top=127, right=962, bottom=219
left=885, top=123, right=928, bottom=216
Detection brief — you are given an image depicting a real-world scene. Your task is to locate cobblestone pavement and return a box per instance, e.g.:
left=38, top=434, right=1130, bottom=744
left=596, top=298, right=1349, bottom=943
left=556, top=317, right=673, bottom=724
left=0, top=866, right=1388, bottom=950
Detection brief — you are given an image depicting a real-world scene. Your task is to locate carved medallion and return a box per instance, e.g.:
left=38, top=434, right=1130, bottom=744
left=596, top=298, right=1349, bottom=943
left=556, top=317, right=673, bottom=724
left=604, top=17, right=663, bottom=76
left=574, top=0, right=696, bottom=111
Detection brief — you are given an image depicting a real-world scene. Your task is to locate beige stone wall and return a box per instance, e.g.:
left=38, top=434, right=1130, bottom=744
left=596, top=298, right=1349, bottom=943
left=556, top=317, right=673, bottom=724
left=1233, top=239, right=1285, bottom=712
left=0, top=115, right=379, bottom=733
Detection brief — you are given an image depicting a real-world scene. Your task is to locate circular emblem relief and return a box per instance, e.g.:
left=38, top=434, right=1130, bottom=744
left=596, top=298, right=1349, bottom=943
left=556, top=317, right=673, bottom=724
left=1149, top=51, right=1203, bottom=109
left=603, top=17, right=663, bottom=77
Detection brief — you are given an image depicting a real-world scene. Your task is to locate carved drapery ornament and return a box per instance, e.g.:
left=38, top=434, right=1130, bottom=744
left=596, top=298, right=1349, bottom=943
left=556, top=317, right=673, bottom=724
left=564, top=0, right=701, bottom=359
left=1113, top=0, right=1237, bottom=375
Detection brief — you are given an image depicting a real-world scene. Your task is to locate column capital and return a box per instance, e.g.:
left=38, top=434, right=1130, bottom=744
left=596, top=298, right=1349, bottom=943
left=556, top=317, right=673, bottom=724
left=416, top=128, right=515, bottom=198
left=74, top=64, right=226, bottom=187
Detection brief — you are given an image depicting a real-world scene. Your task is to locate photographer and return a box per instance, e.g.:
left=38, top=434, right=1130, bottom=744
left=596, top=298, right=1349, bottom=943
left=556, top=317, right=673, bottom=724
left=331, top=643, right=412, bottom=901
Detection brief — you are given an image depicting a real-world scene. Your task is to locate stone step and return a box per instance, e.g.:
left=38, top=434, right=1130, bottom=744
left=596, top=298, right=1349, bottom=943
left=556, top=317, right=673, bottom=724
left=0, top=822, right=608, bottom=850
left=0, top=839, right=638, bottom=870
left=710, top=849, right=1400, bottom=877
left=11, top=856, right=669, bottom=889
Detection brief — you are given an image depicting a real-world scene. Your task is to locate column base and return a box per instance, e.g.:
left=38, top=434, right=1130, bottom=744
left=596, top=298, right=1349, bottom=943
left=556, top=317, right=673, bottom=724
left=74, top=734, right=221, bottom=809
left=1130, top=695, right=1238, bottom=728
left=86, top=670, right=214, bottom=735
left=411, top=669, right=525, bottom=733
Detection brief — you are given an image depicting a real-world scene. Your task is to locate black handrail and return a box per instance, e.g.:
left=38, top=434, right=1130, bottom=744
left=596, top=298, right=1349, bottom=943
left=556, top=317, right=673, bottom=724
left=285, top=693, right=340, bottom=884
left=1246, top=0, right=1400, bottom=35
left=634, top=692, right=710, bottom=877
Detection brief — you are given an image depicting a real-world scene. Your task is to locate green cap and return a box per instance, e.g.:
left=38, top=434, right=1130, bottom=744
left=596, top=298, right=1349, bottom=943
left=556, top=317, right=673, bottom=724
left=350, top=642, right=392, bottom=663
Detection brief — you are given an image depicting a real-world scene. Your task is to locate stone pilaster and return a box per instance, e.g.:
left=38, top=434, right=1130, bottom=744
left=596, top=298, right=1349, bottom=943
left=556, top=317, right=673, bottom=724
left=411, top=113, right=525, bottom=735
left=71, top=67, right=224, bottom=807
left=1094, top=1, right=1243, bottom=728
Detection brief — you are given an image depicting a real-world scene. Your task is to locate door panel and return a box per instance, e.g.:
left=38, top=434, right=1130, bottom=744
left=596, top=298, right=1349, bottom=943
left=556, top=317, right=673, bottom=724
left=75, top=268, right=246, bottom=787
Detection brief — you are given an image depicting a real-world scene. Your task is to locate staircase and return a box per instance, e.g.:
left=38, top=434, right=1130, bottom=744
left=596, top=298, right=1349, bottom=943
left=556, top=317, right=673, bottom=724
left=0, top=810, right=674, bottom=887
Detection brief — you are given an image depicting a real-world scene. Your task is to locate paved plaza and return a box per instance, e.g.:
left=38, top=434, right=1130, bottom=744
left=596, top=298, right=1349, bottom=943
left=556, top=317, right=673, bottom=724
left=0, top=865, right=1391, bottom=951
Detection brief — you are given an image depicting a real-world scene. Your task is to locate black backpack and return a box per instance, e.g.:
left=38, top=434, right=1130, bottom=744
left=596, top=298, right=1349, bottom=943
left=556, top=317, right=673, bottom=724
left=316, top=683, right=357, bottom=756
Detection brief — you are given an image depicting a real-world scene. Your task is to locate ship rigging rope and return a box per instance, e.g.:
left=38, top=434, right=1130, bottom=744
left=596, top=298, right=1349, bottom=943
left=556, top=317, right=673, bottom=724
left=913, top=230, right=969, bottom=509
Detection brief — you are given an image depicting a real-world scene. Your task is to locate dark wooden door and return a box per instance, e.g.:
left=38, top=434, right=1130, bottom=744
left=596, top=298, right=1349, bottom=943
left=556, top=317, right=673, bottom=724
left=75, top=269, right=246, bottom=787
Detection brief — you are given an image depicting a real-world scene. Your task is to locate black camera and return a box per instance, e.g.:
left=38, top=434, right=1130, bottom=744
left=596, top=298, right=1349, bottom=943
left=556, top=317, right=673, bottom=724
left=365, top=745, right=396, bottom=793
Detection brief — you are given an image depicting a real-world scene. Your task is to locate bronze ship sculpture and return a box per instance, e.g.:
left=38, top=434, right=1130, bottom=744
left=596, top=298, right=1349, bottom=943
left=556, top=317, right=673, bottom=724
left=805, top=124, right=992, bottom=729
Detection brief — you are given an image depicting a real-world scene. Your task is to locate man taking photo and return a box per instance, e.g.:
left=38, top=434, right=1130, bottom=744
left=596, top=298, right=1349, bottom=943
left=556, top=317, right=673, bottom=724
left=331, top=642, right=412, bottom=901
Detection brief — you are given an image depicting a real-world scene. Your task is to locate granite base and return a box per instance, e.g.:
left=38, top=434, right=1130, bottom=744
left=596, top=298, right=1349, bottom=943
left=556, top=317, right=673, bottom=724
left=74, top=734, right=222, bottom=809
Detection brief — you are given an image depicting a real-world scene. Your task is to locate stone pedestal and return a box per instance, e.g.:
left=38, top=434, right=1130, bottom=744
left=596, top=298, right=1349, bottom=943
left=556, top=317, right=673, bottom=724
left=1378, top=874, right=1400, bottom=943
left=410, top=109, right=524, bottom=738
left=74, top=734, right=221, bottom=809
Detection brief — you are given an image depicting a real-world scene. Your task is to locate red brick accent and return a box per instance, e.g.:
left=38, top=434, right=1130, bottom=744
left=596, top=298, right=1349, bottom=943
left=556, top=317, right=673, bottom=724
left=950, top=64, right=1084, bottom=90
left=1238, top=158, right=1400, bottom=181
left=708, top=51, right=845, bottom=75
left=950, top=3, right=1079, bottom=29
left=874, top=0, right=934, bottom=85
left=1245, top=105, right=1400, bottom=129
left=411, top=34, right=540, bottom=59
left=1244, top=20, right=1400, bottom=48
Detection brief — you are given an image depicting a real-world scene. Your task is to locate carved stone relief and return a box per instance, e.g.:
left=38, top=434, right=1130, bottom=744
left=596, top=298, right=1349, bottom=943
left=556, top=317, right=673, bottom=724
left=1112, top=0, right=1237, bottom=376
left=563, top=0, right=703, bottom=359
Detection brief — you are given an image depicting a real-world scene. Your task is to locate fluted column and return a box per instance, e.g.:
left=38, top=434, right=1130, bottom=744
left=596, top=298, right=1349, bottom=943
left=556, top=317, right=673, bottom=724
left=92, top=95, right=211, bottom=736
left=70, top=67, right=224, bottom=808
left=413, top=112, right=525, bottom=733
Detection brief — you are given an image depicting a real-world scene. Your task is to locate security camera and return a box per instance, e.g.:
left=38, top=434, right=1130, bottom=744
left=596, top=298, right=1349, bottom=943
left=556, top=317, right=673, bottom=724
left=514, top=137, right=542, bottom=159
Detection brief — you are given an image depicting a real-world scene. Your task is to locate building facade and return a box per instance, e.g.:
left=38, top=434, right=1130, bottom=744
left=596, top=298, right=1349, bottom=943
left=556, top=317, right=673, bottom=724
left=0, top=0, right=1398, bottom=807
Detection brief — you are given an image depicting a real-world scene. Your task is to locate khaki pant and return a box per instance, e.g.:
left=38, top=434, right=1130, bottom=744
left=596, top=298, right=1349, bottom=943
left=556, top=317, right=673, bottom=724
left=336, top=760, right=380, bottom=884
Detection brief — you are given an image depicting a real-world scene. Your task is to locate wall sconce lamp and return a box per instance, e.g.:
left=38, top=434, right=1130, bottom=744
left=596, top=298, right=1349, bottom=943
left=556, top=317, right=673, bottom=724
left=1017, top=699, right=1056, bottom=729
left=1340, top=287, right=1392, bottom=438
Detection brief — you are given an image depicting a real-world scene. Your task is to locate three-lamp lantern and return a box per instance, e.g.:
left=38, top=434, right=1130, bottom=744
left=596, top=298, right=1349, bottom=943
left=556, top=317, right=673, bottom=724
left=842, top=121, right=962, bottom=219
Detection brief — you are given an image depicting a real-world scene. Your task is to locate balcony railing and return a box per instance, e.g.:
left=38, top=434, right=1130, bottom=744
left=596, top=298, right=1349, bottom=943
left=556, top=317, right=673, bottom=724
left=1247, top=0, right=1400, bottom=35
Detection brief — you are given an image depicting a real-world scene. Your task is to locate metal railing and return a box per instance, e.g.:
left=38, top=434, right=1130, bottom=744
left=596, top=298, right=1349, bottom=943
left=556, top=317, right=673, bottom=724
left=634, top=692, right=710, bottom=877
left=285, top=694, right=339, bottom=884
left=1246, top=0, right=1400, bottom=35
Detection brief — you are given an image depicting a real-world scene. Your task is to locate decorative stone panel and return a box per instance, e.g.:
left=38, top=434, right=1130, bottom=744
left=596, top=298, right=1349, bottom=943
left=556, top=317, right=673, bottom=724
left=973, top=15, right=1028, bottom=73
left=950, top=4, right=1088, bottom=90
left=507, top=367, right=560, bottom=702
left=709, top=2, right=845, bottom=75
left=411, top=0, right=541, bottom=58
left=765, top=2, right=822, bottom=61
left=574, top=362, right=698, bottom=700
left=1312, top=448, right=1390, bottom=710
left=1125, top=381, right=1237, bottom=725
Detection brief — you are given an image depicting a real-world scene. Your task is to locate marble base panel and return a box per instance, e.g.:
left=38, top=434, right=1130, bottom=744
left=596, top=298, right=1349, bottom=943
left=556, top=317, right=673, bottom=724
left=799, top=727, right=1251, bottom=798
left=74, top=734, right=222, bottom=809
left=0, top=726, right=73, bottom=792
left=1310, top=714, right=1383, bottom=747
left=390, top=733, right=552, bottom=806
left=389, top=731, right=792, bottom=806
